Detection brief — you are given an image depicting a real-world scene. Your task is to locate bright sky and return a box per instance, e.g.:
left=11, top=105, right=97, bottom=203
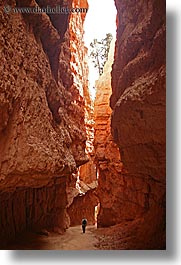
left=83, top=0, right=117, bottom=99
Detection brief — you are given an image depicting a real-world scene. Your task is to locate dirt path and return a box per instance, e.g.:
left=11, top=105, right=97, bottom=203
left=8, top=226, right=99, bottom=250
left=7, top=221, right=165, bottom=250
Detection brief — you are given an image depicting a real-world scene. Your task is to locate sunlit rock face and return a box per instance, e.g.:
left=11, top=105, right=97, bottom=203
left=69, top=0, right=95, bottom=180
left=94, top=41, right=126, bottom=227
left=111, top=0, right=166, bottom=247
left=0, top=0, right=88, bottom=246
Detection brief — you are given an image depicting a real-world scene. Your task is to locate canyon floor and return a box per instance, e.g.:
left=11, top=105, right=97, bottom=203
left=6, top=220, right=165, bottom=250
left=7, top=226, right=98, bottom=250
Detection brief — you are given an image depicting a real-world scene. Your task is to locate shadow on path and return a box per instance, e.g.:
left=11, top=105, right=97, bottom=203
left=7, top=226, right=98, bottom=250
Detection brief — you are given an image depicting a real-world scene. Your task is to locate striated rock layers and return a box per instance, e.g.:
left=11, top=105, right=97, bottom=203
left=0, top=0, right=89, bottom=246
left=94, top=40, right=125, bottom=227
left=110, top=0, right=166, bottom=248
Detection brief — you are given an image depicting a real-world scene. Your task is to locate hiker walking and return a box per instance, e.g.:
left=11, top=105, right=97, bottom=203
left=82, top=218, right=87, bottom=233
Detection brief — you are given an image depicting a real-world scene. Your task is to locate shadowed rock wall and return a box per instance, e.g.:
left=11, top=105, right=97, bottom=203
left=111, top=0, right=166, bottom=248
left=0, top=0, right=88, bottom=246
left=94, top=0, right=165, bottom=249
left=68, top=189, right=98, bottom=226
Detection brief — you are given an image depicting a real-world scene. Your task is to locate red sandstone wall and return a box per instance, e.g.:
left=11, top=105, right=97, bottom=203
left=94, top=40, right=126, bottom=227
left=110, top=0, right=166, bottom=247
left=0, top=0, right=88, bottom=246
left=68, top=189, right=98, bottom=226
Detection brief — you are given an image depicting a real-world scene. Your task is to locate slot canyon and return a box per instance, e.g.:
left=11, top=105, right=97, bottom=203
left=0, top=0, right=166, bottom=250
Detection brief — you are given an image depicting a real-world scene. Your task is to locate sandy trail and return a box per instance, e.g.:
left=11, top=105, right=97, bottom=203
left=7, top=221, right=164, bottom=250
left=8, top=226, right=99, bottom=250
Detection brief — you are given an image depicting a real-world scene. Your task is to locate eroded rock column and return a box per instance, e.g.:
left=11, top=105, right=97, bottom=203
left=94, top=40, right=125, bottom=227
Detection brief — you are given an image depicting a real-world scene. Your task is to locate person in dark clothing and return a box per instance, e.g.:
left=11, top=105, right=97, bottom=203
left=82, top=218, right=87, bottom=233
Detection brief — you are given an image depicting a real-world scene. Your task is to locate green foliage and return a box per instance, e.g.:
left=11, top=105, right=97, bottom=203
left=89, top=33, right=113, bottom=76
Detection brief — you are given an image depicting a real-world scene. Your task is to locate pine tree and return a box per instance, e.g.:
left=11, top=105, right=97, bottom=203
left=89, top=33, right=113, bottom=76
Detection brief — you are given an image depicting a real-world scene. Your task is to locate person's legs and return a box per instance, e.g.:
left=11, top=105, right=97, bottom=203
left=82, top=225, right=85, bottom=233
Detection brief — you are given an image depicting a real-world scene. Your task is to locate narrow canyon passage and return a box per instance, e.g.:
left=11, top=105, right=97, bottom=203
left=0, top=0, right=166, bottom=250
